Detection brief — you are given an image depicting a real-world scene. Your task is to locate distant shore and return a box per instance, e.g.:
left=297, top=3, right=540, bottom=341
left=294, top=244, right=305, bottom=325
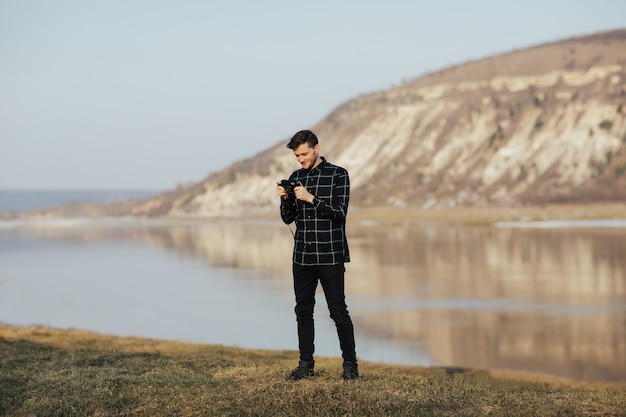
left=346, top=202, right=626, bottom=225
left=141, top=202, right=626, bottom=224
left=3, top=202, right=626, bottom=226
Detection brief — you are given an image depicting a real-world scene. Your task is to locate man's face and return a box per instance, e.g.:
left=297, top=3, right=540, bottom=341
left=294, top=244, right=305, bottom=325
left=293, top=143, right=319, bottom=170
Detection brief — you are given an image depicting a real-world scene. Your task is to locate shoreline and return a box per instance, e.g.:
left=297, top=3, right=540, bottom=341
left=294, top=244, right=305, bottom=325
left=346, top=202, right=626, bottom=225
left=1, top=323, right=622, bottom=386
left=3, top=202, right=626, bottom=226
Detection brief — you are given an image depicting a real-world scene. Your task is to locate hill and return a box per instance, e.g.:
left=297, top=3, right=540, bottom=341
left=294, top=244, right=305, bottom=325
left=13, top=29, right=626, bottom=219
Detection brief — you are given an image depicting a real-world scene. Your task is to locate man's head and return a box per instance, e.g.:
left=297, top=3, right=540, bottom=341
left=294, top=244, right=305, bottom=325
left=287, top=130, right=318, bottom=150
left=287, top=130, right=320, bottom=170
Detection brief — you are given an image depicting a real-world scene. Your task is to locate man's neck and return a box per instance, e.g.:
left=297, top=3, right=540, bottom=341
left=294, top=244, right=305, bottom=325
left=310, top=156, right=323, bottom=170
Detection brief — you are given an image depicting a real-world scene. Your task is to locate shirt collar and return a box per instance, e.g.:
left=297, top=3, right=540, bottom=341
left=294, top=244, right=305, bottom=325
left=308, top=156, right=327, bottom=173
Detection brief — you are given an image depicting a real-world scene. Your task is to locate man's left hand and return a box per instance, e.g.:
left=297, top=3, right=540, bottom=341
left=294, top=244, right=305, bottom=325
left=294, top=185, right=315, bottom=204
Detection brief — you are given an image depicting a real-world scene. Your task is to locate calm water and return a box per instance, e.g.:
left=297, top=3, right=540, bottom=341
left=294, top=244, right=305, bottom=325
left=1, top=218, right=625, bottom=382
left=0, top=189, right=160, bottom=213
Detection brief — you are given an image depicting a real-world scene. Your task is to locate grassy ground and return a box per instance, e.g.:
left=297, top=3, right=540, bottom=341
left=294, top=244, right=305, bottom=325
left=1, top=325, right=625, bottom=417
left=230, top=202, right=626, bottom=227
left=345, top=203, right=626, bottom=225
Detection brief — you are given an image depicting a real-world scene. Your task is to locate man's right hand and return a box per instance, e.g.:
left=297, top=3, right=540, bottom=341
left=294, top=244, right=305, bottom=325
left=276, top=182, right=288, bottom=199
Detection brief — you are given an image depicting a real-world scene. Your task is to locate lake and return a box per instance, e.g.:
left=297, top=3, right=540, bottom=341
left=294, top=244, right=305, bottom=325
left=0, top=217, right=624, bottom=383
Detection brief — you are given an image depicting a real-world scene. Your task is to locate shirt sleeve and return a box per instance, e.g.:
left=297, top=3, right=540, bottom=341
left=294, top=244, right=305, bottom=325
left=280, top=194, right=297, bottom=224
left=312, top=168, right=349, bottom=223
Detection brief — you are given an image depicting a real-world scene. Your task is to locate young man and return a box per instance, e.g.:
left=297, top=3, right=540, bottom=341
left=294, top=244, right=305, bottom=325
left=276, top=129, right=358, bottom=381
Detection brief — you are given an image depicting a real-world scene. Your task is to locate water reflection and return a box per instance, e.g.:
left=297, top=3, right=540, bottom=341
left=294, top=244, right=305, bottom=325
left=348, top=224, right=626, bottom=382
left=1, top=219, right=624, bottom=382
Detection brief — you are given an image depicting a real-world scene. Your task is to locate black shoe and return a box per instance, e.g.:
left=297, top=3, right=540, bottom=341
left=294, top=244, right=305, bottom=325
left=342, top=360, right=359, bottom=380
left=287, top=360, right=314, bottom=380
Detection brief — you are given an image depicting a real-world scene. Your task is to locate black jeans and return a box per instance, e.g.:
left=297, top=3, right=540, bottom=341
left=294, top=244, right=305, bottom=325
left=293, top=263, right=356, bottom=363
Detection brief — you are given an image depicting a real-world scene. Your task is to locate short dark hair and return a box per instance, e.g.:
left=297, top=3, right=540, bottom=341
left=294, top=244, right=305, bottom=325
left=287, top=130, right=318, bottom=150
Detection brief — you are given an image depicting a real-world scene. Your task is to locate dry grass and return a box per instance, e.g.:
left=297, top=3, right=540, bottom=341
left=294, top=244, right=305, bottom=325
left=205, top=202, right=626, bottom=226
left=346, top=203, right=626, bottom=225
left=2, top=324, right=625, bottom=417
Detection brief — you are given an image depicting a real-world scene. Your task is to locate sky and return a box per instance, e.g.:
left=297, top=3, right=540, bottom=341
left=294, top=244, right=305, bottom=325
left=1, top=1, right=625, bottom=191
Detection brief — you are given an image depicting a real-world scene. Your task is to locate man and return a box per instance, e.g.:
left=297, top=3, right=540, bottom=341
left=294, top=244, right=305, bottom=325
left=276, top=129, right=358, bottom=381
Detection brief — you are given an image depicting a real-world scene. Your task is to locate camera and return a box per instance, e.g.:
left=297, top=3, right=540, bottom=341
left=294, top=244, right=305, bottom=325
left=279, top=179, right=299, bottom=190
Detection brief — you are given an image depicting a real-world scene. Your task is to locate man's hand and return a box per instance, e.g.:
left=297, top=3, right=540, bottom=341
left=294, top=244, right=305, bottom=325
left=294, top=185, right=315, bottom=204
left=276, top=182, right=289, bottom=199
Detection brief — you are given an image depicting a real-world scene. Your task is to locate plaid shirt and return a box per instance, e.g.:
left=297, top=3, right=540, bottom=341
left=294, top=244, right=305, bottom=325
left=280, top=157, right=350, bottom=266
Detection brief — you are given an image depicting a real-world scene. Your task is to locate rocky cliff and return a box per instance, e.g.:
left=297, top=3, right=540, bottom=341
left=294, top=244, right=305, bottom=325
left=21, top=29, right=626, bottom=219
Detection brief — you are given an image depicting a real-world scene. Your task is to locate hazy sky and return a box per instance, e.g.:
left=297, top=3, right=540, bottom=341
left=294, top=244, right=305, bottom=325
left=1, top=1, right=625, bottom=190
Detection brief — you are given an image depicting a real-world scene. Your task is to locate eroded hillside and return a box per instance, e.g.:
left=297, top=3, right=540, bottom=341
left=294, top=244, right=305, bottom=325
left=17, top=29, right=626, bottom=219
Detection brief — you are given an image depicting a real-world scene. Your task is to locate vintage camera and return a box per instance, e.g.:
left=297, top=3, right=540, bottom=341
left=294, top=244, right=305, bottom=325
left=279, top=179, right=299, bottom=191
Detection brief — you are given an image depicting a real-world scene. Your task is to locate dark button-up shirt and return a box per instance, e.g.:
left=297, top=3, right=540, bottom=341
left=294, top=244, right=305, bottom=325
left=280, top=157, right=350, bottom=266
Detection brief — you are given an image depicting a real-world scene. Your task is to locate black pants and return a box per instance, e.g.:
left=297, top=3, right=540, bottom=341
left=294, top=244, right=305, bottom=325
left=293, top=263, right=357, bottom=363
